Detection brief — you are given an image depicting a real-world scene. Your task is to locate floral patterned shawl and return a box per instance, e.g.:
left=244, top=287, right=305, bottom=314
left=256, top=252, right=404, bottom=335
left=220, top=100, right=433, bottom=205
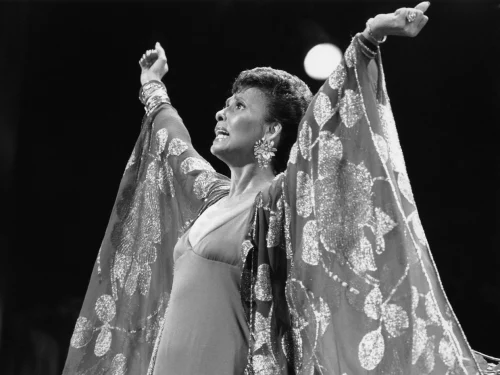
left=63, top=34, right=482, bottom=374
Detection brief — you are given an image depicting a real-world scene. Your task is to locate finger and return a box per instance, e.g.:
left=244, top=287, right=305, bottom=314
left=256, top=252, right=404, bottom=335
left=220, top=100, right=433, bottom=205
left=418, top=15, right=429, bottom=30
left=414, top=1, right=430, bottom=14
left=155, top=41, right=167, bottom=61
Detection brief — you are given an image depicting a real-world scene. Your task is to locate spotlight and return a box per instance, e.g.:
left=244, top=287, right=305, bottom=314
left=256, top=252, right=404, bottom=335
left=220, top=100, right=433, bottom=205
left=304, top=43, right=342, bottom=80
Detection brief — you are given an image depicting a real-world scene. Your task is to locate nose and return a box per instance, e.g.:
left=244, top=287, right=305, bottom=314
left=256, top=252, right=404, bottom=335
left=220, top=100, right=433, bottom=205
left=215, top=108, right=226, bottom=122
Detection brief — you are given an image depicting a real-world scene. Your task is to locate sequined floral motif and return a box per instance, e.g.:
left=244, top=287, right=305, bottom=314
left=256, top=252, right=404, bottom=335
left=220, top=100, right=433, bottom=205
left=288, top=142, right=298, bottom=165
left=193, top=170, right=218, bottom=200
left=316, top=161, right=373, bottom=255
left=252, top=354, right=277, bottom=375
left=241, top=240, right=253, bottom=263
left=438, top=336, right=456, bottom=368
left=328, top=62, right=347, bottom=91
left=373, top=133, right=389, bottom=164
left=349, top=235, right=377, bottom=275
left=298, top=121, right=312, bottom=161
left=167, top=138, right=188, bottom=157
left=255, top=264, right=273, bottom=302
left=373, top=207, right=397, bottom=254
left=340, top=89, right=363, bottom=129
left=70, top=294, right=117, bottom=357
left=254, top=307, right=272, bottom=352
left=301, top=220, right=319, bottom=265
left=296, top=171, right=313, bottom=218
left=94, top=294, right=116, bottom=357
left=377, top=102, right=405, bottom=173
left=155, top=128, right=168, bottom=156
left=180, top=157, right=215, bottom=175
left=313, top=297, right=331, bottom=336
left=358, top=328, right=385, bottom=370
left=70, top=316, right=94, bottom=348
left=318, top=131, right=342, bottom=180
left=313, top=92, right=336, bottom=129
left=359, top=286, right=410, bottom=370
left=345, top=41, right=357, bottom=68
left=110, top=353, right=127, bottom=375
left=266, top=199, right=283, bottom=248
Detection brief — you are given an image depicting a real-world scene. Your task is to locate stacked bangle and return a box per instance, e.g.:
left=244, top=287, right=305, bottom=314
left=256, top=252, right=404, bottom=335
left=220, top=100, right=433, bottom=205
left=139, top=80, right=171, bottom=116
left=357, top=34, right=378, bottom=59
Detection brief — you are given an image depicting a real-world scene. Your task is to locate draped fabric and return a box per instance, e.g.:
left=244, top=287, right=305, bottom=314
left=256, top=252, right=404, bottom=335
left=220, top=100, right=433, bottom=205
left=242, top=36, right=482, bottom=374
left=63, top=105, right=230, bottom=374
left=64, top=34, right=483, bottom=374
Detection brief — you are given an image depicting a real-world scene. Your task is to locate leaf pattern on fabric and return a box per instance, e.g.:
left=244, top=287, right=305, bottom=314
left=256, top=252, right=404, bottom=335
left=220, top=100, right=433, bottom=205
left=255, top=264, right=273, bottom=302
left=298, top=121, right=312, bottom=161
left=318, top=131, right=342, bottom=180
left=70, top=317, right=94, bottom=349
left=288, top=142, right=299, bottom=165
left=296, top=171, right=313, bottom=218
left=301, top=220, right=319, bottom=266
left=358, top=328, right=385, bottom=370
left=373, top=207, right=397, bottom=254
left=110, top=354, right=127, bottom=375
left=328, top=62, right=346, bottom=91
left=364, top=286, right=383, bottom=320
left=313, top=92, right=336, bottom=128
left=382, top=303, right=409, bottom=338
left=339, top=89, right=363, bottom=128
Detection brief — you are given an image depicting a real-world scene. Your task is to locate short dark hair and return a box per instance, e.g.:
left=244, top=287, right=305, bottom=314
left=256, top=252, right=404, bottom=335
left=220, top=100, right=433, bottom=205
left=232, top=67, right=313, bottom=174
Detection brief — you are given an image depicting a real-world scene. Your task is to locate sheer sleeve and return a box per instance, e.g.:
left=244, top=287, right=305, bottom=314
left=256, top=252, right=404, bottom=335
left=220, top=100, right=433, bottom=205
left=280, top=34, right=482, bottom=374
left=63, top=102, right=228, bottom=374
left=243, top=34, right=484, bottom=374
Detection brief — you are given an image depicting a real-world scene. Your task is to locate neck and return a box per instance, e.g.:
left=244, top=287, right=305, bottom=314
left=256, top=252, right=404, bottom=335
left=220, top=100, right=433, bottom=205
left=227, top=162, right=275, bottom=198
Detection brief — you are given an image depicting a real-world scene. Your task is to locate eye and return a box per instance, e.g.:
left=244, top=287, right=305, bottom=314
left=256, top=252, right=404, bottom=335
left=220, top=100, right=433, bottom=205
left=235, top=102, right=245, bottom=110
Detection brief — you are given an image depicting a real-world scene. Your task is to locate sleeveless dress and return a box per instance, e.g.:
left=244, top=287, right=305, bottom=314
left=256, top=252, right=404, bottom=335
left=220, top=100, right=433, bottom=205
left=152, top=194, right=255, bottom=375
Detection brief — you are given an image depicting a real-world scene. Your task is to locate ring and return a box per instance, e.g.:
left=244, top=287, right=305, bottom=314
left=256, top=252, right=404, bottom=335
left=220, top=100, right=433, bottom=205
left=406, top=9, right=418, bottom=23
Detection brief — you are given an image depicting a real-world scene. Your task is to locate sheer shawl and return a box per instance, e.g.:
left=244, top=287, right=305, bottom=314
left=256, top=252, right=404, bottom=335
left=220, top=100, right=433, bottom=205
left=242, top=35, right=483, bottom=374
left=62, top=105, right=229, bottom=374
left=64, top=34, right=483, bottom=374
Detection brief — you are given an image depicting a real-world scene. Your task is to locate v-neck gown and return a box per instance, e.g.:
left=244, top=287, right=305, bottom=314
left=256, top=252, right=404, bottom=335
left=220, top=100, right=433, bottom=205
left=152, top=201, right=253, bottom=375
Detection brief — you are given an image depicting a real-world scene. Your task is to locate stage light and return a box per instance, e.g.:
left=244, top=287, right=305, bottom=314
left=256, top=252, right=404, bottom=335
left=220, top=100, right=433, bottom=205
left=304, top=43, right=342, bottom=80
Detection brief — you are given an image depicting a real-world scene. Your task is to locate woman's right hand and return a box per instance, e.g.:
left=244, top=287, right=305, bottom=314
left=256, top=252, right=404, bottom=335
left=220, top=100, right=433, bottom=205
left=139, top=42, right=169, bottom=86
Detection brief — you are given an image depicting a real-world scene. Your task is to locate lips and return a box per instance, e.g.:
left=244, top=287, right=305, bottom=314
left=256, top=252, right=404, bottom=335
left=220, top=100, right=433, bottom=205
left=214, top=125, right=229, bottom=141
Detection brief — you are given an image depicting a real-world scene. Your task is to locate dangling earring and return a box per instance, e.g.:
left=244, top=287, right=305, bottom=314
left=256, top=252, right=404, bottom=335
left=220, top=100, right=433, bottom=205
left=253, top=137, right=277, bottom=169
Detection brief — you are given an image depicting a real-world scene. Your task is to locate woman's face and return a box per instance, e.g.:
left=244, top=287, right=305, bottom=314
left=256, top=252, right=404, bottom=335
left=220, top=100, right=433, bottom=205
left=211, top=87, right=272, bottom=168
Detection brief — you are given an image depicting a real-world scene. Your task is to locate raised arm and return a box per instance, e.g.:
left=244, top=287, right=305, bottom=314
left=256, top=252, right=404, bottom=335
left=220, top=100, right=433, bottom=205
left=137, top=43, right=229, bottom=213
left=278, top=3, right=486, bottom=374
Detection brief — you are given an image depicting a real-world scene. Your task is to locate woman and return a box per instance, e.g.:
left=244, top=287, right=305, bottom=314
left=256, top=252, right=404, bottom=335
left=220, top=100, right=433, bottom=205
left=63, top=2, right=496, bottom=374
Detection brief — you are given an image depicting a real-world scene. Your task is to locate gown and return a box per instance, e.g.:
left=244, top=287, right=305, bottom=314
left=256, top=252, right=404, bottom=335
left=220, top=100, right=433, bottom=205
left=152, top=194, right=256, bottom=374
left=63, top=33, right=491, bottom=374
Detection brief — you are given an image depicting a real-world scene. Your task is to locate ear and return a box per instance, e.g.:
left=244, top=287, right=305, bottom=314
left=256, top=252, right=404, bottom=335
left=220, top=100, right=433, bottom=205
left=265, top=122, right=282, bottom=145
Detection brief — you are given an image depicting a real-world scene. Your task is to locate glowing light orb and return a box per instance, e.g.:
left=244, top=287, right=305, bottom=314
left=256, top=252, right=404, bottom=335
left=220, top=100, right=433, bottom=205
left=304, top=43, right=342, bottom=80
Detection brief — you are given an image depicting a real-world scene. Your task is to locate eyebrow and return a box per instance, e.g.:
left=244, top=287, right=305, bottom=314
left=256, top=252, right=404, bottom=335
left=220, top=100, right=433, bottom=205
left=225, top=95, right=245, bottom=107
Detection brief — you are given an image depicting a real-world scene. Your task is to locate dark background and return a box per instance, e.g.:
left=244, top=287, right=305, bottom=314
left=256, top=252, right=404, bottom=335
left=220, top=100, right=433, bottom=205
left=0, top=0, right=499, bottom=373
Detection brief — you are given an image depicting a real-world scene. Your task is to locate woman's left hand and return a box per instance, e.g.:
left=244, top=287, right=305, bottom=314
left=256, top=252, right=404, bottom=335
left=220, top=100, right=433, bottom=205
left=368, top=1, right=430, bottom=40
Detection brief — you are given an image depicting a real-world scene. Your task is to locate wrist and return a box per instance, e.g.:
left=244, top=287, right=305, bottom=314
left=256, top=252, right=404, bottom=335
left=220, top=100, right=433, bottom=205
left=369, top=16, right=386, bottom=40
left=365, top=16, right=387, bottom=44
left=140, top=75, right=162, bottom=86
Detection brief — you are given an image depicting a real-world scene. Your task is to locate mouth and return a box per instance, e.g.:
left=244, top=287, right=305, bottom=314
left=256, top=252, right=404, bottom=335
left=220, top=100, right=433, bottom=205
left=214, top=128, right=230, bottom=142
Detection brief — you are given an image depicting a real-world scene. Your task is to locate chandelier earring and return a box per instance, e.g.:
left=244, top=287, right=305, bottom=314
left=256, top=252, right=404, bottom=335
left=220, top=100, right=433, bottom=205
left=253, top=137, right=277, bottom=169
